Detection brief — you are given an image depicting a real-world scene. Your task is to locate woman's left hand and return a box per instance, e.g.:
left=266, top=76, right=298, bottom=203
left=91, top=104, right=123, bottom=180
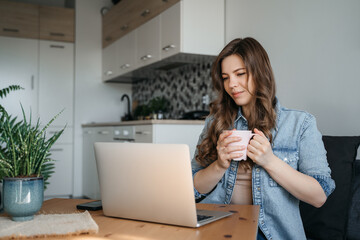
left=247, top=128, right=275, bottom=167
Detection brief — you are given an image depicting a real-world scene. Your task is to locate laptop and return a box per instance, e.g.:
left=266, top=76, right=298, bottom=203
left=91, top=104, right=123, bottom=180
left=93, top=142, right=233, bottom=227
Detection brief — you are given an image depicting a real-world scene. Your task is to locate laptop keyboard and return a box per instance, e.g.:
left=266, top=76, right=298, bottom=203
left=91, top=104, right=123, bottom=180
left=197, top=214, right=213, bottom=222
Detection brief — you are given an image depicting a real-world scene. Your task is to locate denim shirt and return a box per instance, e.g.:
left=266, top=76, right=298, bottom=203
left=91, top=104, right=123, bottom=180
left=191, top=100, right=335, bottom=240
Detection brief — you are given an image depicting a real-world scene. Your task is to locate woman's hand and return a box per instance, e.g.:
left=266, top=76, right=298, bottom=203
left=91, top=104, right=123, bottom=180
left=216, top=129, right=245, bottom=170
left=247, top=128, right=275, bottom=167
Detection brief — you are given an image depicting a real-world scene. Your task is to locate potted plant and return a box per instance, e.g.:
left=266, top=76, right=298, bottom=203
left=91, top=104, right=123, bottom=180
left=148, top=96, right=170, bottom=119
left=0, top=85, right=64, bottom=221
left=135, top=104, right=152, bottom=120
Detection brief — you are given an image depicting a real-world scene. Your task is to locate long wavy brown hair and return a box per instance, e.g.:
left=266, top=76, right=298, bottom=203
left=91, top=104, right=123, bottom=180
left=196, top=38, right=277, bottom=169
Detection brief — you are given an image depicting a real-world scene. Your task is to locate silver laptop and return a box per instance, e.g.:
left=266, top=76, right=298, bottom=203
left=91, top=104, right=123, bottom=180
left=94, top=142, right=232, bottom=227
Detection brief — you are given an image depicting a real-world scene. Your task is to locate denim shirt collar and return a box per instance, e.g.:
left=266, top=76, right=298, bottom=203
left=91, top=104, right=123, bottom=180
left=234, top=107, right=247, bottom=125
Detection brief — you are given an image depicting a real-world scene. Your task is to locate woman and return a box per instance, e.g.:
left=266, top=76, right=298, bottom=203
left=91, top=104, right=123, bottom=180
left=191, top=38, right=335, bottom=240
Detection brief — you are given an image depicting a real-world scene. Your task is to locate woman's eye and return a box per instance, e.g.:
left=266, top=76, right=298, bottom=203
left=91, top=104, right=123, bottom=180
left=237, top=73, right=245, bottom=77
left=222, top=77, right=228, bottom=81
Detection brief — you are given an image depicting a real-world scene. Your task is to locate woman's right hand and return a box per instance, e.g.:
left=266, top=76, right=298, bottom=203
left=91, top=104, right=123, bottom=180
left=216, top=130, right=245, bottom=169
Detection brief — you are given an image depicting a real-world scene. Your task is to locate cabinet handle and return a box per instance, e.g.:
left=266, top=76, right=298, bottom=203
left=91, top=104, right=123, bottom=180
left=3, top=28, right=19, bottom=33
left=105, top=36, right=112, bottom=42
left=141, top=9, right=150, bottom=17
left=120, top=64, right=130, bottom=69
left=50, top=148, right=64, bottom=152
left=162, top=0, right=168, bottom=2
left=135, top=131, right=151, bottom=135
left=120, top=25, right=129, bottom=31
left=50, top=32, right=65, bottom=37
left=140, top=55, right=152, bottom=61
left=50, top=45, right=65, bottom=49
left=162, top=44, right=176, bottom=51
left=98, top=131, right=110, bottom=134
left=105, top=71, right=113, bottom=76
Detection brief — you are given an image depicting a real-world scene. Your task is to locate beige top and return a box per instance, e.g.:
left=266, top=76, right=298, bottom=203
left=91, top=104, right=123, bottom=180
left=230, top=166, right=253, bottom=205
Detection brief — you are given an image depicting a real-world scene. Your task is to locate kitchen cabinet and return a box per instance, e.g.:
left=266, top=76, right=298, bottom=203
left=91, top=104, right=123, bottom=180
left=82, top=127, right=115, bottom=200
left=134, top=125, right=153, bottom=143
left=160, top=2, right=180, bottom=59
left=0, top=36, right=38, bottom=120
left=38, top=40, right=74, bottom=127
left=102, top=0, right=179, bottom=48
left=160, top=0, right=224, bottom=58
left=117, top=30, right=137, bottom=76
left=44, top=144, right=73, bottom=197
left=102, top=0, right=224, bottom=82
left=0, top=36, right=75, bottom=198
left=102, top=42, right=117, bottom=81
left=136, top=15, right=161, bottom=68
left=0, top=2, right=74, bottom=198
left=41, top=122, right=73, bottom=198
left=0, top=1, right=39, bottom=39
left=39, top=5, right=75, bottom=43
left=34, top=125, right=73, bottom=197
left=102, top=30, right=137, bottom=81
left=39, top=40, right=74, bottom=198
left=0, top=1, right=74, bottom=43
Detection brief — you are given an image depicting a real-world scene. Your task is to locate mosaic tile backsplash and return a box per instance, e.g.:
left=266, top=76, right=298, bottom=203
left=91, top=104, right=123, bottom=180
left=132, top=60, right=216, bottom=119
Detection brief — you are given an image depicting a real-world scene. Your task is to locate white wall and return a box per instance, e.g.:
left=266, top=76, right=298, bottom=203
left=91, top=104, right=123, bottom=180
left=226, top=0, right=360, bottom=137
left=73, top=0, right=132, bottom=197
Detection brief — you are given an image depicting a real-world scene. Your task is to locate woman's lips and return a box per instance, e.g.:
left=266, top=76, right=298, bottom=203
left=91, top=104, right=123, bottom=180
left=232, top=90, right=245, bottom=98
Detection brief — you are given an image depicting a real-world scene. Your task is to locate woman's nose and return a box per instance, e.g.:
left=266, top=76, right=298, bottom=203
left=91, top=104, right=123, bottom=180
left=228, top=76, right=238, bottom=88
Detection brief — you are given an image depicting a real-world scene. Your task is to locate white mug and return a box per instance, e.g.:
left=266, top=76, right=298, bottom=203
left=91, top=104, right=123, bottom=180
left=225, top=130, right=256, bottom=161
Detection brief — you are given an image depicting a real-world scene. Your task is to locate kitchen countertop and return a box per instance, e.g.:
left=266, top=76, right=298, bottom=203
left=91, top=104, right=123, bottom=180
left=82, top=119, right=205, bottom=127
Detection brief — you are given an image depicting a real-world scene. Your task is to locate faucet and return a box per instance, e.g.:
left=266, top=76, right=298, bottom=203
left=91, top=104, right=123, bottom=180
left=121, top=94, right=133, bottom=121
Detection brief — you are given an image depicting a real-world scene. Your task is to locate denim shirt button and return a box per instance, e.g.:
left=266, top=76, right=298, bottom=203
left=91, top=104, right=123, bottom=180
left=256, top=168, right=260, bottom=172
left=284, top=157, right=288, bottom=161
left=231, top=167, right=235, bottom=171
left=257, top=187, right=260, bottom=191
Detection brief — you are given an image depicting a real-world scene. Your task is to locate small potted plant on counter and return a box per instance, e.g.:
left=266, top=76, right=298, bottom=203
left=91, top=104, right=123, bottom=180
left=132, top=104, right=149, bottom=120
left=0, top=85, right=64, bottom=221
left=149, top=96, right=170, bottom=120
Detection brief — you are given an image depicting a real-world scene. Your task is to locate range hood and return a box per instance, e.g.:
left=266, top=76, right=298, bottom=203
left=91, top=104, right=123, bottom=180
left=106, top=53, right=216, bottom=84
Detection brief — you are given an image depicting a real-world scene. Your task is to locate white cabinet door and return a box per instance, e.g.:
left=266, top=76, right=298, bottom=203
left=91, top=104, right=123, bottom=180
left=102, top=42, right=117, bottom=81
left=0, top=36, right=38, bottom=120
left=136, top=15, right=161, bottom=67
left=38, top=40, right=74, bottom=127
left=160, top=2, right=181, bottom=59
left=134, top=125, right=153, bottom=143
left=83, top=127, right=114, bottom=200
left=117, top=30, right=137, bottom=75
left=182, top=0, right=224, bottom=55
left=44, top=144, right=73, bottom=197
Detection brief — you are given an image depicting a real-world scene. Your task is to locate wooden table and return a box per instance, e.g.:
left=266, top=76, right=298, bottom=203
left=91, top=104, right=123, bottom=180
left=33, top=198, right=260, bottom=239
